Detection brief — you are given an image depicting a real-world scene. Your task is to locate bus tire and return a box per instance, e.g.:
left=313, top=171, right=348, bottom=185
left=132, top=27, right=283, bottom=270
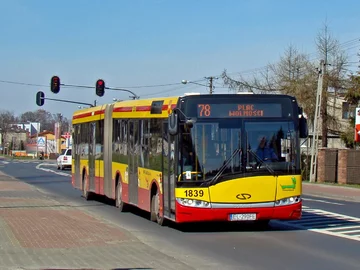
left=82, top=173, right=92, bottom=200
left=151, top=192, right=165, bottom=226
left=115, top=180, right=127, bottom=212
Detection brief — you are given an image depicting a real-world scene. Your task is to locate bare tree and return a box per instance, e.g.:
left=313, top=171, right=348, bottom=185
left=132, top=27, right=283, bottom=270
left=315, top=23, right=348, bottom=147
left=222, top=24, right=349, bottom=147
left=19, top=109, right=71, bottom=134
left=0, top=110, right=17, bottom=153
left=222, top=44, right=318, bottom=124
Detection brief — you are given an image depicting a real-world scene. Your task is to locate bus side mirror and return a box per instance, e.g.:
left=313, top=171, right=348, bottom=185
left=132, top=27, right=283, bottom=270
left=299, top=116, right=308, bottom=138
left=168, top=112, right=178, bottom=135
left=185, top=119, right=196, bottom=129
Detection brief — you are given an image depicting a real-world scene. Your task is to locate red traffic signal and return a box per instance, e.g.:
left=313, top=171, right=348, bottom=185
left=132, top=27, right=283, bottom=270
left=96, top=79, right=105, bottom=97
left=51, top=76, right=60, bottom=94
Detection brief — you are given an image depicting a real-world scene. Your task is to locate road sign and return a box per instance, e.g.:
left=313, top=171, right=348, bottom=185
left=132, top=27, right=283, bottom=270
left=37, top=137, right=45, bottom=146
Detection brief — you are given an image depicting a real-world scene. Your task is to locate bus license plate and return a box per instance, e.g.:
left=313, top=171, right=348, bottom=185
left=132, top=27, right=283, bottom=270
left=229, top=213, right=257, bottom=221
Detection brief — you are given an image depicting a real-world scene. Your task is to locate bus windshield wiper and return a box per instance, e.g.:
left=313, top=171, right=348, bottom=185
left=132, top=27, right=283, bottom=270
left=203, top=148, right=242, bottom=186
left=247, top=149, right=277, bottom=177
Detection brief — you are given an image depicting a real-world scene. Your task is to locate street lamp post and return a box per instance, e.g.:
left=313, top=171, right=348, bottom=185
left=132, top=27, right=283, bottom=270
left=181, top=78, right=217, bottom=94
left=181, top=80, right=207, bottom=87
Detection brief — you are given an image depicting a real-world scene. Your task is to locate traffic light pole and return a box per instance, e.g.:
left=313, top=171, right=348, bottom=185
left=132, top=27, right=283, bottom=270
left=60, top=83, right=139, bottom=99
left=43, top=97, right=95, bottom=107
left=105, top=87, right=140, bottom=99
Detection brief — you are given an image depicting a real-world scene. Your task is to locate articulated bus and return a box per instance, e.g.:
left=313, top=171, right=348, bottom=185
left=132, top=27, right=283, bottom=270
left=71, top=93, right=308, bottom=226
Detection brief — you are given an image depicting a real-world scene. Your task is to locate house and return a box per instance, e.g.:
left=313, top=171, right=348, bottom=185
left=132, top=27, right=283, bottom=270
left=304, top=93, right=352, bottom=152
left=0, top=126, right=28, bottom=154
left=27, top=131, right=68, bottom=156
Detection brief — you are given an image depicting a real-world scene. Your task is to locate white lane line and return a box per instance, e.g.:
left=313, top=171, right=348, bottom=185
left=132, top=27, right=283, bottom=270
left=279, top=208, right=360, bottom=242
left=326, top=225, right=360, bottom=231
left=340, top=229, right=360, bottom=234
left=36, top=163, right=71, bottom=178
left=303, top=198, right=344, bottom=206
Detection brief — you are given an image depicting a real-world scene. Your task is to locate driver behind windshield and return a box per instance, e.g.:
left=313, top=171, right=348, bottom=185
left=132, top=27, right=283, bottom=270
left=255, top=135, right=278, bottom=162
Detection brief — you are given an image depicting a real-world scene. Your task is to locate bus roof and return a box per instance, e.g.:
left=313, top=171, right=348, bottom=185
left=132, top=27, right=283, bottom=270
left=72, top=96, right=180, bottom=124
left=72, top=93, right=298, bottom=124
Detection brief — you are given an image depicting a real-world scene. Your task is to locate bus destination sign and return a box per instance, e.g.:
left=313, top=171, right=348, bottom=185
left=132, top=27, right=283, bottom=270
left=197, top=103, right=282, bottom=118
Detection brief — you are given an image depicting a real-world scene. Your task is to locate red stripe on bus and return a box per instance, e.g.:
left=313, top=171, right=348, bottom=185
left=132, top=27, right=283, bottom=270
left=113, top=104, right=173, bottom=113
left=74, top=103, right=177, bottom=120
left=73, top=110, right=105, bottom=120
left=73, top=112, right=92, bottom=119
left=94, top=110, right=105, bottom=115
left=136, top=106, right=151, bottom=111
left=113, top=107, right=133, bottom=112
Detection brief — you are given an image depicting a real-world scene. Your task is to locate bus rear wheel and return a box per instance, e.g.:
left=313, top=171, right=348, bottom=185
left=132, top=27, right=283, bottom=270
left=116, top=180, right=127, bottom=212
left=82, top=174, right=92, bottom=200
left=151, top=192, right=165, bottom=226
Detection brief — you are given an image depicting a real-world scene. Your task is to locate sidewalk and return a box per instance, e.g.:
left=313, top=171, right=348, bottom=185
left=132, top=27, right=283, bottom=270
left=0, top=171, right=192, bottom=270
left=302, top=182, right=360, bottom=202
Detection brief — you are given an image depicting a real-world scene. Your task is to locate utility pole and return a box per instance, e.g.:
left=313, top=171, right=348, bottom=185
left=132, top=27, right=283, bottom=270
left=56, top=113, right=63, bottom=155
left=309, top=60, right=325, bottom=183
left=205, top=76, right=218, bottom=94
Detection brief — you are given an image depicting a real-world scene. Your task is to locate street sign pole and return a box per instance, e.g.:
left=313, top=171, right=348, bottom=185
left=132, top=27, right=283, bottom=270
left=36, top=123, right=39, bottom=158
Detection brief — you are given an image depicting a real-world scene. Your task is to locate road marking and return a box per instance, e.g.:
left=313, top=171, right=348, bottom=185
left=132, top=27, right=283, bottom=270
left=304, top=198, right=344, bottom=205
left=0, top=161, right=9, bottom=164
left=36, top=163, right=71, bottom=178
left=279, top=208, right=360, bottom=242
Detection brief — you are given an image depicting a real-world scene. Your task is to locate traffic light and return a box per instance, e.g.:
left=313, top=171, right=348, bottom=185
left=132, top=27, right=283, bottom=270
left=96, top=79, right=105, bottom=97
left=36, top=91, right=45, bottom=106
left=50, top=76, right=60, bottom=93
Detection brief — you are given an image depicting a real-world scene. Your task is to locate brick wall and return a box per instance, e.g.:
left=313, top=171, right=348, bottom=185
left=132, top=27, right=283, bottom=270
left=337, top=149, right=360, bottom=185
left=317, top=148, right=338, bottom=183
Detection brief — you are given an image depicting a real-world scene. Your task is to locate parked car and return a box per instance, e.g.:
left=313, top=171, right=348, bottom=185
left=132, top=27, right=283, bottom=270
left=56, top=148, right=72, bottom=170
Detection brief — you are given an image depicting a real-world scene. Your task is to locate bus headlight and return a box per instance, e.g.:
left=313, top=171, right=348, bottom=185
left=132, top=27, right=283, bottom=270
left=275, top=196, right=301, bottom=206
left=176, top=198, right=211, bottom=208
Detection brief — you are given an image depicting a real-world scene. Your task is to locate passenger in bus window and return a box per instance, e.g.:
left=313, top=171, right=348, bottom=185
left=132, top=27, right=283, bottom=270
left=285, top=149, right=291, bottom=162
left=182, top=151, right=194, bottom=168
left=256, top=136, right=278, bottom=162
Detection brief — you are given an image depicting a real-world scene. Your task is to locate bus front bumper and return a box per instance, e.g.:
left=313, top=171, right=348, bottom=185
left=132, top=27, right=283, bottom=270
left=175, top=200, right=302, bottom=223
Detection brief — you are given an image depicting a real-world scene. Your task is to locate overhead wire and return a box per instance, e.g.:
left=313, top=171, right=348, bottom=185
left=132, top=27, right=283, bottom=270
left=0, top=38, right=358, bottom=96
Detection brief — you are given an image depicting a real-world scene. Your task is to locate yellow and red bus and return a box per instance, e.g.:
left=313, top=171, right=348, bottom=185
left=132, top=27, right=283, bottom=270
left=71, top=93, right=308, bottom=226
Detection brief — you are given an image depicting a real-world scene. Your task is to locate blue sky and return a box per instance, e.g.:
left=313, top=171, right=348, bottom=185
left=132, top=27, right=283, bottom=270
left=0, top=0, right=359, bottom=120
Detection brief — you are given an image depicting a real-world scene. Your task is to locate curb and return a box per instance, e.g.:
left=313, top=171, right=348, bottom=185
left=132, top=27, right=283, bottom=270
left=302, top=191, right=360, bottom=203
left=302, top=182, right=360, bottom=191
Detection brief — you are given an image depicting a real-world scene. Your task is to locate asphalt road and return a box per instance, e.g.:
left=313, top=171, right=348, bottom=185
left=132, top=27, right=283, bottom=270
left=1, top=159, right=360, bottom=270
left=302, top=195, right=360, bottom=218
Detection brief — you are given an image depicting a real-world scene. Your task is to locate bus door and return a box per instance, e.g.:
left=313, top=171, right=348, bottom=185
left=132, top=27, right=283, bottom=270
left=162, top=122, right=176, bottom=218
left=128, top=120, right=138, bottom=205
left=88, top=122, right=96, bottom=192
left=73, top=125, right=81, bottom=188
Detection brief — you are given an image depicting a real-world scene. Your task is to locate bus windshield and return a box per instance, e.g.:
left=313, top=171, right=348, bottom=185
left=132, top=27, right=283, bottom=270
left=178, top=120, right=242, bottom=182
left=245, top=121, right=299, bottom=174
left=178, top=120, right=299, bottom=182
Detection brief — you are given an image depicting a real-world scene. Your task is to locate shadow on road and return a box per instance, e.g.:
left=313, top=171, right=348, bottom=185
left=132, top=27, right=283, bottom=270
left=88, top=194, right=305, bottom=233
left=92, top=193, right=360, bottom=233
